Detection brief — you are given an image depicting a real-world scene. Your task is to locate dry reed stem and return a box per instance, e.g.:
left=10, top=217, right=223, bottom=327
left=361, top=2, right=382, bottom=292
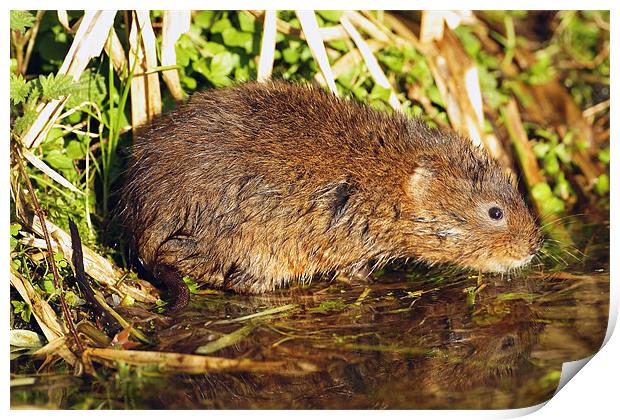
left=257, top=10, right=277, bottom=82
left=10, top=269, right=78, bottom=365
left=104, top=28, right=128, bottom=77
left=21, top=150, right=83, bottom=195
left=15, top=191, right=158, bottom=304
left=420, top=11, right=445, bottom=44
left=583, top=99, right=610, bottom=122
left=503, top=99, right=573, bottom=243
left=318, top=25, right=349, bottom=41
left=296, top=10, right=339, bottom=95
left=83, top=348, right=319, bottom=376
left=340, top=15, right=401, bottom=111
left=246, top=10, right=299, bottom=37
left=343, top=11, right=390, bottom=43
left=523, top=81, right=602, bottom=184
left=23, top=11, right=117, bottom=149
left=425, top=25, right=509, bottom=166
left=57, top=11, right=71, bottom=32
left=383, top=12, right=423, bottom=51
left=129, top=11, right=162, bottom=131
left=421, top=10, right=476, bottom=43
left=503, top=99, right=546, bottom=188
left=247, top=10, right=347, bottom=42
left=314, top=39, right=381, bottom=84
left=161, top=11, right=190, bottom=101
left=23, top=11, right=45, bottom=74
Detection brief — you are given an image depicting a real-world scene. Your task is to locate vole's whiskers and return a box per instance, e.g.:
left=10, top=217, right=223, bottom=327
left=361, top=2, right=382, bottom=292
left=540, top=214, right=584, bottom=230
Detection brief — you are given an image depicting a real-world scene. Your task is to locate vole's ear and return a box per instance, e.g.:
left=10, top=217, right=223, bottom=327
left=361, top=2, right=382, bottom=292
left=407, top=166, right=433, bottom=197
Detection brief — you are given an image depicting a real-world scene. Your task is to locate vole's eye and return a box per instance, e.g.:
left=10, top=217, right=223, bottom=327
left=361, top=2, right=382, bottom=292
left=488, top=207, right=503, bottom=220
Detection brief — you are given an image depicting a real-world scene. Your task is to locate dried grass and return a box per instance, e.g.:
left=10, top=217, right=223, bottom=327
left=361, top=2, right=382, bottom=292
left=23, top=11, right=117, bottom=149
left=257, top=10, right=277, bottom=82
left=83, top=348, right=318, bottom=376
left=129, top=11, right=162, bottom=129
left=296, top=10, right=338, bottom=95
left=161, top=11, right=190, bottom=100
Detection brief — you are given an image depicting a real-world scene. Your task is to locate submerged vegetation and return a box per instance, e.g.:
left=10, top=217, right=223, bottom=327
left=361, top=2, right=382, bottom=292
left=10, top=10, right=609, bottom=409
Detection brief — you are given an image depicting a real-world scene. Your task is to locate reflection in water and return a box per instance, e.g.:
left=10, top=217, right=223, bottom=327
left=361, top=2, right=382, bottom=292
left=11, top=263, right=609, bottom=409
left=128, top=267, right=608, bottom=408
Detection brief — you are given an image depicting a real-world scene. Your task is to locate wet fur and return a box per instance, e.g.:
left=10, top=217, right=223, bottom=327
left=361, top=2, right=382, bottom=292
left=120, top=81, right=541, bottom=297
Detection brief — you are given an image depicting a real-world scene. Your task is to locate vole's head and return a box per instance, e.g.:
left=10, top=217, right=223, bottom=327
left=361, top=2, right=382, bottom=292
left=401, top=129, right=543, bottom=273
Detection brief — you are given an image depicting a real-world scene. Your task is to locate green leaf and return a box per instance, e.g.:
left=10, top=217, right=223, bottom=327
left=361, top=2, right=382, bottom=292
left=10, top=223, right=22, bottom=236
left=595, top=174, right=609, bottom=196
left=210, top=18, right=232, bottom=33
left=38, top=73, right=76, bottom=101
left=532, top=142, right=550, bottom=158
left=43, top=149, right=74, bottom=171
left=543, top=153, right=560, bottom=175
left=370, top=84, right=391, bottom=102
left=65, top=140, right=86, bottom=159
left=531, top=182, right=553, bottom=201
left=182, top=75, right=197, bottom=90
left=10, top=10, right=35, bottom=34
left=210, top=51, right=235, bottom=77
left=42, top=279, right=56, bottom=294
left=10, top=73, right=30, bottom=105
left=11, top=301, right=32, bottom=323
left=193, top=11, right=215, bottom=28
left=238, top=12, right=256, bottom=32
left=221, top=27, right=253, bottom=51
left=317, top=11, right=342, bottom=23
left=203, top=41, right=227, bottom=55
left=182, top=276, right=198, bottom=294
left=336, top=65, right=357, bottom=90
left=282, top=47, right=300, bottom=64
left=65, top=70, right=107, bottom=109
left=42, top=127, right=65, bottom=150
left=454, top=26, right=481, bottom=57
left=378, top=53, right=404, bottom=73
left=64, top=291, right=79, bottom=306
left=554, top=173, right=572, bottom=200
left=12, top=110, right=37, bottom=135
left=352, top=85, right=369, bottom=102
left=598, top=148, right=610, bottom=164
left=541, top=197, right=565, bottom=215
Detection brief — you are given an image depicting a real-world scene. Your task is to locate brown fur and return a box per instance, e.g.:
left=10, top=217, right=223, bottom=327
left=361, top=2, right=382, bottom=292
left=120, top=80, right=542, bottom=297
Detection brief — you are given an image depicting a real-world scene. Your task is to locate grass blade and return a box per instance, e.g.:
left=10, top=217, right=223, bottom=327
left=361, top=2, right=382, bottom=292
left=161, top=11, right=190, bottom=100
left=296, top=10, right=338, bottom=95
left=257, top=10, right=277, bottom=82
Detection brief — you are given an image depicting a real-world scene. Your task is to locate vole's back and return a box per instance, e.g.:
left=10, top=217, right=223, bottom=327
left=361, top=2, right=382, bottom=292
left=122, top=81, right=424, bottom=295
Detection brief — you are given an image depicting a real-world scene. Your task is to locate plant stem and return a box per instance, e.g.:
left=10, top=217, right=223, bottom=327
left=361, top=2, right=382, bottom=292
left=14, top=145, right=84, bottom=353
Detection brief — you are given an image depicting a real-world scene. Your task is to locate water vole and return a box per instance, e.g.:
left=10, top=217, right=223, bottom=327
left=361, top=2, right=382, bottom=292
left=121, top=81, right=543, bottom=311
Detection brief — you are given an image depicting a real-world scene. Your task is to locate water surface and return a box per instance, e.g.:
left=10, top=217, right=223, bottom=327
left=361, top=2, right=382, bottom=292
left=11, top=252, right=609, bottom=409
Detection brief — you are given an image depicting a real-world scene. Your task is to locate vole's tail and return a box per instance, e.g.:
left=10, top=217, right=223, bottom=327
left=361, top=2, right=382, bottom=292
left=153, top=263, right=190, bottom=313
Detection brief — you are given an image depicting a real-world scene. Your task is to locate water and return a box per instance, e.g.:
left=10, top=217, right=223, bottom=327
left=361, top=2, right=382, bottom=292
left=11, top=257, right=609, bottom=409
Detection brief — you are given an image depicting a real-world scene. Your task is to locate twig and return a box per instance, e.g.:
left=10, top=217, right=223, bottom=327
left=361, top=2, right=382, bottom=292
left=23, top=11, right=45, bottom=74
left=22, top=150, right=84, bottom=195
left=14, top=146, right=84, bottom=353
left=83, top=348, right=318, bottom=376
left=68, top=219, right=121, bottom=336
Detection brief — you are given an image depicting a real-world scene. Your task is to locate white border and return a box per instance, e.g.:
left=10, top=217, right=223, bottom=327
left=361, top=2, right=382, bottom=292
left=3, top=2, right=617, bottom=418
